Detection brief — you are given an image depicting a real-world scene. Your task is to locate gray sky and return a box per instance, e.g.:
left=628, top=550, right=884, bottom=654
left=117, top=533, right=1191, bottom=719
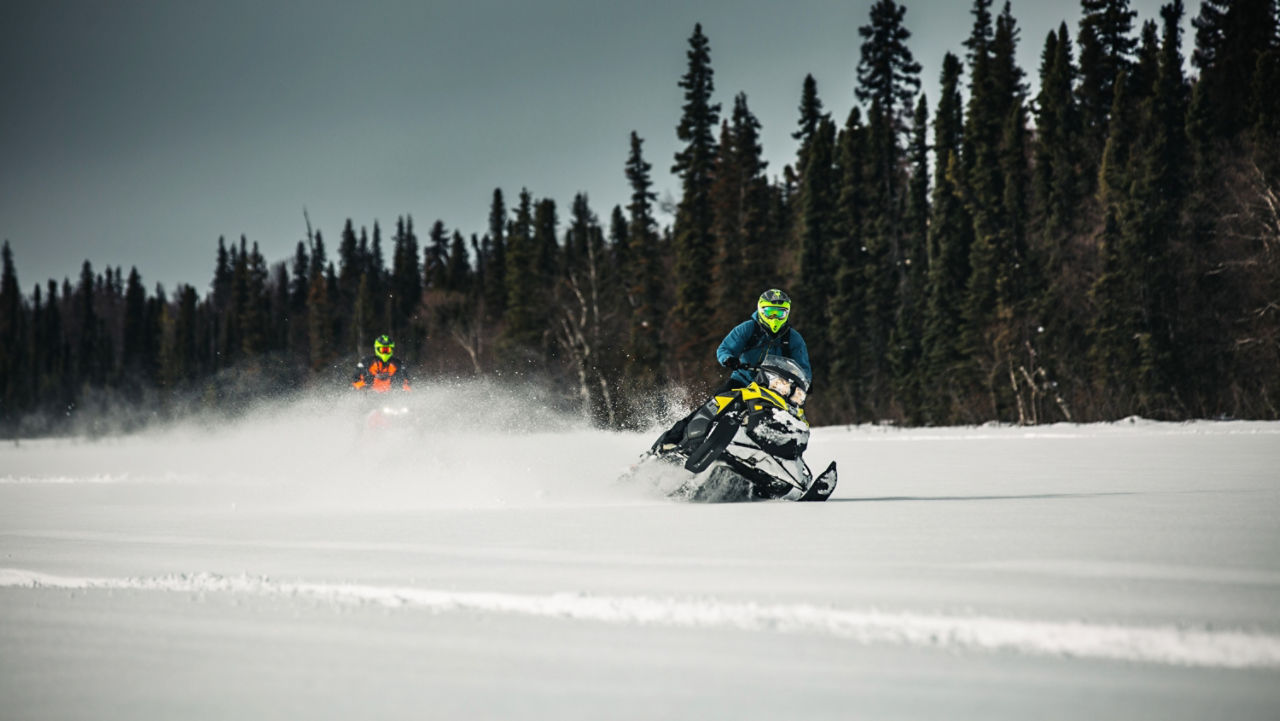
left=2, top=0, right=1195, bottom=294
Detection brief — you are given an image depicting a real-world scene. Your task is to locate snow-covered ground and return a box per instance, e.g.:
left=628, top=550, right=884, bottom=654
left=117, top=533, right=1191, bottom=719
left=2, top=385, right=1278, bottom=720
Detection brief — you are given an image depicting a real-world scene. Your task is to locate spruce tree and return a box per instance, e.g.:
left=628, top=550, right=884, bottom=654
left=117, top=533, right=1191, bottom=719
left=0, top=243, right=21, bottom=344
left=26, top=283, right=44, bottom=409
left=565, top=193, right=595, bottom=277
left=711, top=93, right=771, bottom=325
left=792, top=74, right=829, bottom=178
left=122, top=267, right=147, bottom=378
left=240, top=242, right=268, bottom=358
left=1192, top=0, right=1279, bottom=140
left=711, top=119, right=742, bottom=326
left=854, top=0, right=922, bottom=416
left=485, top=189, right=508, bottom=319
left=921, top=53, right=973, bottom=424
left=337, top=219, right=360, bottom=306
left=534, top=198, right=559, bottom=287
left=213, top=237, right=232, bottom=317
left=422, top=220, right=446, bottom=291
left=160, top=286, right=190, bottom=388
left=1077, top=0, right=1138, bottom=172
left=857, top=101, right=899, bottom=416
left=961, top=1, right=1031, bottom=420
left=0, top=242, right=24, bottom=422
left=827, top=110, right=866, bottom=418
left=40, top=280, right=66, bottom=402
left=623, top=132, right=664, bottom=388
left=733, top=96, right=773, bottom=308
left=389, top=217, right=421, bottom=337
left=1089, top=67, right=1140, bottom=413
left=1034, top=24, right=1083, bottom=241
left=608, top=205, right=629, bottom=294
left=267, top=264, right=289, bottom=357
left=74, top=261, right=104, bottom=387
left=500, top=189, right=543, bottom=359
left=889, top=95, right=930, bottom=422
left=856, top=0, right=923, bottom=140
left=1114, top=0, right=1191, bottom=416
left=797, top=117, right=838, bottom=391
left=352, top=273, right=375, bottom=356
left=670, top=23, right=721, bottom=376
left=446, top=231, right=470, bottom=293
left=307, top=271, right=334, bottom=372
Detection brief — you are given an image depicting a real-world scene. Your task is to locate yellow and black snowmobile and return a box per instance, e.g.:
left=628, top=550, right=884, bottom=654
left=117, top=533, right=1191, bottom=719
left=637, top=356, right=837, bottom=502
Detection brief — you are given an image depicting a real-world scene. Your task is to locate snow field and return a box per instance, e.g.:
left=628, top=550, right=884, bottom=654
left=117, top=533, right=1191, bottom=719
left=2, top=384, right=1279, bottom=719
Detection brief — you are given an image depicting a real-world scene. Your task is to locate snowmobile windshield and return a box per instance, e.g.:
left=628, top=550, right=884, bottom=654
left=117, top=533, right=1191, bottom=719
left=756, top=356, right=811, bottom=406
left=757, top=356, right=810, bottom=390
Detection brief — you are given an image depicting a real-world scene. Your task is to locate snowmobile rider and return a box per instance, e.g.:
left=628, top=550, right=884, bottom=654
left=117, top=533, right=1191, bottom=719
left=717, top=288, right=811, bottom=390
left=659, top=288, right=810, bottom=446
left=351, top=334, right=413, bottom=392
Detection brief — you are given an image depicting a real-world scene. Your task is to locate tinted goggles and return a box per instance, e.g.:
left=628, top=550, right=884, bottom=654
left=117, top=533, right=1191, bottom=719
left=759, top=305, right=790, bottom=320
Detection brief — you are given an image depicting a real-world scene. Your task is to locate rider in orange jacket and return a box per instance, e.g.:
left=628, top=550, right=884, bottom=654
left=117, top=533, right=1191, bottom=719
left=352, top=334, right=412, bottom=392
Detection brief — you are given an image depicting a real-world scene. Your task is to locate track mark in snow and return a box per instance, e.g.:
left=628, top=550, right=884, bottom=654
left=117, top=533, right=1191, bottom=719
left=3, top=567, right=1278, bottom=670
left=0, top=474, right=132, bottom=484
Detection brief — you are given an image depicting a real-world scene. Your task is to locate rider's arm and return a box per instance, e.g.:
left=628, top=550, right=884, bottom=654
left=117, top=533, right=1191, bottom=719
left=716, top=320, right=755, bottom=367
left=789, top=329, right=812, bottom=379
left=352, top=360, right=367, bottom=389
left=396, top=359, right=412, bottom=391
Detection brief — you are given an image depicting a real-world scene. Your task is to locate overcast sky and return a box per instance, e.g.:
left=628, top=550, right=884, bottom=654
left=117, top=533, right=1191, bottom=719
left=1, top=0, right=1196, bottom=294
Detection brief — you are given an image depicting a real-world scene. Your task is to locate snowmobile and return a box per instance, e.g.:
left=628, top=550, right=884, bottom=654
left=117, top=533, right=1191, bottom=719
left=364, top=403, right=413, bottom=431
left=631, top=356, right=838, bottom=502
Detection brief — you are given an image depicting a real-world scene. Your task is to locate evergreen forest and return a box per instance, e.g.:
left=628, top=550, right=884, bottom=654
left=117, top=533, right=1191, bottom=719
left=2, top=0, right=1278, bottom=436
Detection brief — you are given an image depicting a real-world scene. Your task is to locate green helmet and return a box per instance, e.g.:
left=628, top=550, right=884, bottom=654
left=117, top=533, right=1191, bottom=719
left=373, top=335, right=395, bottom=363
left=756, top=289, right=792, bottom=334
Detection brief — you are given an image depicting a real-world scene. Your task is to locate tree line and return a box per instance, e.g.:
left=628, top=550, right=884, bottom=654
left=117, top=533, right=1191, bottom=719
left=2, top=0, right=1277, bottom=436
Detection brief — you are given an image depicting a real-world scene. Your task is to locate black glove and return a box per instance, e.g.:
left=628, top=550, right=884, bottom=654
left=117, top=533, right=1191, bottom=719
left=723, top=356, right=741, bottom=370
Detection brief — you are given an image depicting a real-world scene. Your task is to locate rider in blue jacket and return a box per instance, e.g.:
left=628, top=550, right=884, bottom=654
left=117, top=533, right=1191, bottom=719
left=717, top=288, right=810, bottom=388
left=659, top=288, right=810, bottom=447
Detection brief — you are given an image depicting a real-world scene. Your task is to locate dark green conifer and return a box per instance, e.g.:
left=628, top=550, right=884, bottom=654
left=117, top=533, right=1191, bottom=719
left=889, top=95, right=931, bottom=422
left=122, top=267, right=147, bottom=377
left=712, top=93, right=771, bottom=324
left=75, top=261, right=104, bottom=386
left=425, top=220, right=449, bottom=290
left=534, top=198, right=559, bottom=285
left=1034, top=24, right=1083, bottom=241
left=389, top=217, right=421, bottom=336
left=446, top=231, right=470, bottom=293
left=1106, top=0, right=1191, bottom=417
left=240, top=241, right=268, bottom=357
left=1077, top=0, right=1138, bottom=172
left=608, top=205, right=629, bottom=297
left=670, top=23, right=721, bottom=375
left=213, top=237, right=232, bottom=317
left=792, top=74, right=829, bottom=178
left=337, top=219, right=360, bottom=306
left=0, top=242, right=25, bottom=421
left=500, top=189, right=543, bottom=359
left=623, top=132, right=664, bottom=387
left=306, top=270, right=334, bottom=371
left=485, top=189, right=508, bottom=319
left=797, top=117, right=838, bottom=389
left=1192, top=0, right=1279, bottom=140
left=856, top=0, right=923, bottom=140
left=921, top=53, right=973, bottom=424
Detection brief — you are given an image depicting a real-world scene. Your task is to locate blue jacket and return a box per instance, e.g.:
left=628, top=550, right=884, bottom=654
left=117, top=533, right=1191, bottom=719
left=716, top=314, right=811, bottom=387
